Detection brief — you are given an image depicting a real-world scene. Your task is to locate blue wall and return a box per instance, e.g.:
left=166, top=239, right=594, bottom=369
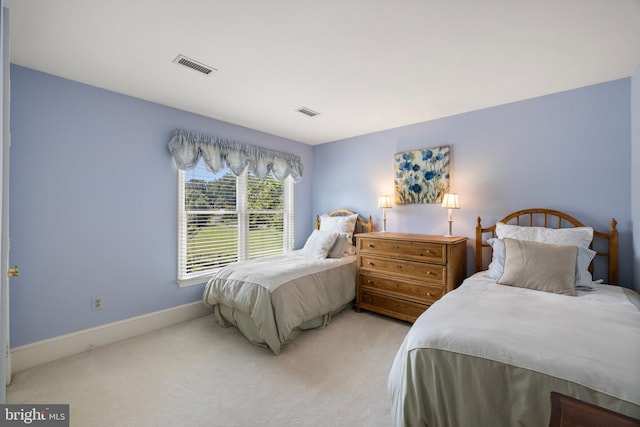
left=9, top=65, right=636, bottom=348
left=9, top=65, right=314, bottom=347
left=313, top=78, right=633, bottom=287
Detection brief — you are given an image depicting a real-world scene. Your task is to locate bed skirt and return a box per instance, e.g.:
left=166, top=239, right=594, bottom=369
left=212, top=301, right=354, bottom=352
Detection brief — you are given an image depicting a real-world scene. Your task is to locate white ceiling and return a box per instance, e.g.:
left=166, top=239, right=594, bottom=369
left=7, top=0, right=640, bottom=145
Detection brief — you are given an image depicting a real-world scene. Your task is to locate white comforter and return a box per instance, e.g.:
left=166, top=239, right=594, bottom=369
left=203, top=251, right=356, bottom=354
left=389, top=274, right=640, bottom=426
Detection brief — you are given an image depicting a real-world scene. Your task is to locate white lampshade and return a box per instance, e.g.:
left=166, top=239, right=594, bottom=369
left=378, top=195, right=392, bottom=209
left=441, top=193, right=459, bottom=209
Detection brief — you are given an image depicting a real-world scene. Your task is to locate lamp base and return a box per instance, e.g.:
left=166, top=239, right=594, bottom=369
left=443, top=220, right=454, bottom=237
left=381, top=211, right=388, bottom=232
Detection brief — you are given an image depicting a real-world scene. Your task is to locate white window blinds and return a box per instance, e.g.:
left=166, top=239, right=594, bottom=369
left=177, top=167, right=294, bottom=286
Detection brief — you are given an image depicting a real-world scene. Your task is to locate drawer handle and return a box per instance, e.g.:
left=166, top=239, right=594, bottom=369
left=427, top=292, right=432, bottom=296
left=426, top=271, right=433, bottom=275
left=367, top=280, right=373, bottom=284
left=368, top=262, right=375, bottom=266
left=368, top=244, right=374, bottom=248
left=396, top=265, right=403, bottom=269
left=426, top=249, right=431, bottom=254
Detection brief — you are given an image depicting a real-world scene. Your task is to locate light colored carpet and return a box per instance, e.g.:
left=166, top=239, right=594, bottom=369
left=7, top=309, right=410, bottom=427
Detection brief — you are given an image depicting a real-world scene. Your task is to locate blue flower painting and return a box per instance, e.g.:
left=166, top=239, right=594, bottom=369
left=394, top=146, right=450, bottom=204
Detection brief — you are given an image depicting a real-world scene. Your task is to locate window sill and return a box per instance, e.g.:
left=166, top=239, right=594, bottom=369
left=177, top=273, right=215, bottom=288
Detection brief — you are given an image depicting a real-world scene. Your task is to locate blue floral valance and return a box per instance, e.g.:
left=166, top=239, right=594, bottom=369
left=168, top=129, right=303, bottom=182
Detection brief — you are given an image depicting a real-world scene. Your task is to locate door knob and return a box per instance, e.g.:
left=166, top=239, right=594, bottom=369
left=7, top=265, right=19, bottom=278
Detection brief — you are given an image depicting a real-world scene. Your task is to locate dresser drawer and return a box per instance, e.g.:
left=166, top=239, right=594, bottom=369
left=359, top=290, right=428, bottom=322
left=358, top=237, right=447, bottom=263
left=359, top=254, right=446, bottom=284
left=359, top=272, right=445, bottom=305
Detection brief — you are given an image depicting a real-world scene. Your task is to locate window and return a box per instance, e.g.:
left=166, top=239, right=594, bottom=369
left=177, top=164, right=294, bottom=286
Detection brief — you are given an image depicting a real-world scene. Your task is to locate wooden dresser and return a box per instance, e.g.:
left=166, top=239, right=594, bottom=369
left=355, top=232, right=468, bottom=322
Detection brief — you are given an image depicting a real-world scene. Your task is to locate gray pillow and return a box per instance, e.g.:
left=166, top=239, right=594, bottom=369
left=487, top=237, right=597, bottom=289
left=327, top=233, right=350, bottom=258
left=498, top=238, right=577, bottom=296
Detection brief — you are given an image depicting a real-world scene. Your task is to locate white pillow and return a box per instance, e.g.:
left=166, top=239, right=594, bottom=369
left=299, top=230, right=339, bottom=259
left=327, top=233, right=350, bottom=258
left=575, top=247, right=597, bottom=289
left=486, top=237, right=597, bottom=289
left=486, top=238, right=506, bottom=280
left=495, top=222, right=593, bottom=248
left=319, top=214, right=358, bottom=240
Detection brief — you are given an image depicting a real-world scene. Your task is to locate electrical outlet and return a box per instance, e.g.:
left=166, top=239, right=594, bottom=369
left=91, top=296, right=104, bottom=311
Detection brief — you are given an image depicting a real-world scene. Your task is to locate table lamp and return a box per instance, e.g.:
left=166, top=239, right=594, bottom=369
left=378, top=195, right=392, bottom=232
left=441, top=193, right=459, bottom=237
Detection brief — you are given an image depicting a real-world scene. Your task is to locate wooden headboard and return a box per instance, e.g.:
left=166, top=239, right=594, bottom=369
left=475, top=208, right=618, bottom=285
left=315, top=209, right=374, bottom=239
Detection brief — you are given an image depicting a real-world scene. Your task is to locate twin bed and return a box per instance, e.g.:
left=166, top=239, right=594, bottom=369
left=388, top=208, right=640, bottom=426
left=202, top=209, right=372, bottom=354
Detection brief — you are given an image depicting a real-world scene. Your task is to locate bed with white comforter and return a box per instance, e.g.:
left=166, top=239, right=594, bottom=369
left=388, top=208, right=640, bottom=426
left=203, top=251, right=356, bottom=354
left=388, top=274, right=640, bottom=426
left=203, top=210, right=373, bottom=354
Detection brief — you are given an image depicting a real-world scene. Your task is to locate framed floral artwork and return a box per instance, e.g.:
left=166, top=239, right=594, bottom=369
left=394, top=146, right=450, bottom=204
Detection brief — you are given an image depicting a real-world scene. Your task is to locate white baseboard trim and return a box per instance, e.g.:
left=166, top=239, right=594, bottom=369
left=11, top=301, right=211, bottom=374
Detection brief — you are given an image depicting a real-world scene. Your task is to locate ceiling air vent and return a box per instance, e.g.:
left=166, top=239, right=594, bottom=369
left=173, top=54, right=216, bottom=75
left=296, top=107, right=320, bottom=117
